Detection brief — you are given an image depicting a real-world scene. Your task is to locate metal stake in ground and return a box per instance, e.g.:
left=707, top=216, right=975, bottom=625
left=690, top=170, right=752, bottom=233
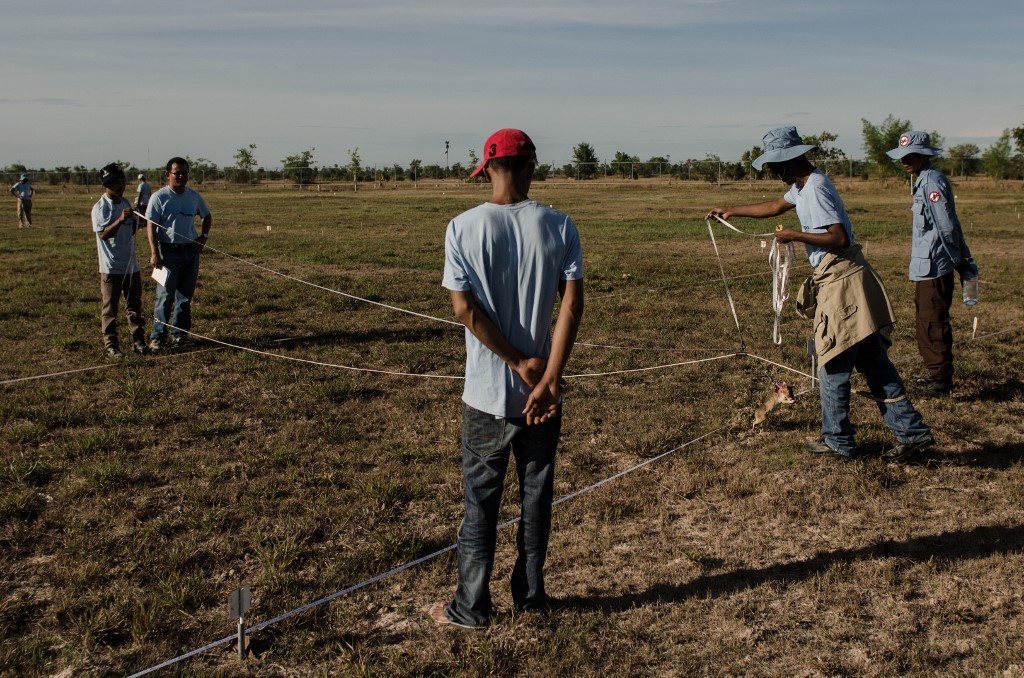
left=229, top=586, right=251, bottom=660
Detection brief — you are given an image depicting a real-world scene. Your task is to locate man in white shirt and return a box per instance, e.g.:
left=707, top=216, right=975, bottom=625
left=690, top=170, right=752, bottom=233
left=10, top=173, right=33, bottom=228
left=431, top=128, right=585, bottom=629
left=92, top=164, right=146, bottom=357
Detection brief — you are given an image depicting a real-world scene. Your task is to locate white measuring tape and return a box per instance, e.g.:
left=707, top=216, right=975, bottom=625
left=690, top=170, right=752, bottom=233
left=768, top=236, right=795, bottom=345
left=708, top=216, right=795, bottom=346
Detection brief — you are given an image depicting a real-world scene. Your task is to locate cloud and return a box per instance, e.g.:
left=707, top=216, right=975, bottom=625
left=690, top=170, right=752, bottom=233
left=0, top=97, right=82, bottom=107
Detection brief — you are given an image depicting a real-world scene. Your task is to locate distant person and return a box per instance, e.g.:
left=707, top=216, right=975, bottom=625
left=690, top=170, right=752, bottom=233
left=886, top=131, right=976, bottom=396
left=707, top=126, right=933, bottom=463
left=92, top=164, right=147, bottom=357
left=10, top=173, right=33, bottom=228
left=431, top=128, right=585, bottom=629
left=145, top=157, right=211, bottom=351
left=135, top=173, right=152, bottom=217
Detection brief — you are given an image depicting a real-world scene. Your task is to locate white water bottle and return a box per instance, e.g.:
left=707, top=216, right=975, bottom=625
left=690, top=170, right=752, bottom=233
left=962, top=261, right=979, bottom=306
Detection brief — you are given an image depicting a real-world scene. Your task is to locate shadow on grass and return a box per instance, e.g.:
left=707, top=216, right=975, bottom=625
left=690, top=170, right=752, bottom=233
left=930, top=440, right=1024, bottom=469
left=967, top=376, right=1024, bottom=404
left=561, top=522, right=1024, bottom=613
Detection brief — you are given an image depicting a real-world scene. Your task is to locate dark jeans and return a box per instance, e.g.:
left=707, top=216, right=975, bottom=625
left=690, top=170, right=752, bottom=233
left=100, top=271, right=144, bottom=349
left=444, top=402, right=561, bottom=627
left=915, top=274, right=955, bottom=381
left=152, top=243, right=200, bottom=340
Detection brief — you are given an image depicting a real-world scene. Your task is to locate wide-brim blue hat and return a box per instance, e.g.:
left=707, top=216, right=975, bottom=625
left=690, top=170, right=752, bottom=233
left=751, top=126, right=817, bottom=171
left=886, top=131, right=940, bottom=159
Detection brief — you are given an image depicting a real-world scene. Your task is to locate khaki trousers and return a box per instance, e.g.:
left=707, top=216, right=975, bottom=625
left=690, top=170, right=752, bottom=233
left=100, top=272, right=145, bottom=349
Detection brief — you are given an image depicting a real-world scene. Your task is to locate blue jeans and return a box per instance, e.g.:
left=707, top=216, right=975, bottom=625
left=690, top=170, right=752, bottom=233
left=444, top=402, right=561, bottom=627
left=818, top=331, right=931, bottom=453
left=152, top=244, right=200, bottom=340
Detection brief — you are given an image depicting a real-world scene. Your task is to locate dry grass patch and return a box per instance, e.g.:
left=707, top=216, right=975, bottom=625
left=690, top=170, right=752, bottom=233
left=1, top=179, right=1022, bottom=676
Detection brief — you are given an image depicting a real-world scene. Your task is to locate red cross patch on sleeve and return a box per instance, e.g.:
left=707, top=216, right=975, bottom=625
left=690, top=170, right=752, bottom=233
left=928, top=191, right=942, bottom=203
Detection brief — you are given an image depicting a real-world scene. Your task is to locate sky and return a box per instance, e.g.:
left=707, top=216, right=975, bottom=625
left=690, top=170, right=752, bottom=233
left=2, top=0, right=1022, bottom=171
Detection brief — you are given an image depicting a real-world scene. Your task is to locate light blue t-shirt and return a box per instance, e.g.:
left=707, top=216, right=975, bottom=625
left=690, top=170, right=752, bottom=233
left=136, top=180, right=152, bottom=206
left=146, top=186, right=210, bottom=244
left=92, top=194, right=140, bottom=274
left=12, top=182, right=32, bottom=200
left=442, top=200, right=584, bottom=418
left=783, top=169, right=856, bottom=268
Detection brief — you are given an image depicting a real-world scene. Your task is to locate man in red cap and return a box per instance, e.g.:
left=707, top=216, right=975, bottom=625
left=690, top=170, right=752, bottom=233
left=432, top=129, right=585, bottom=629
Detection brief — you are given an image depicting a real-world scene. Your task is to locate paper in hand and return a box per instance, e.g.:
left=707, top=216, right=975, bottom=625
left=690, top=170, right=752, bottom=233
left=151, top=266, right=168, bottom=287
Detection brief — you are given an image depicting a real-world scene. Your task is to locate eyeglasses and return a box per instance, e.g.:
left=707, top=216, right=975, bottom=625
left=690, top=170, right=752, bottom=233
left=169, top=171, right=190, bottom=178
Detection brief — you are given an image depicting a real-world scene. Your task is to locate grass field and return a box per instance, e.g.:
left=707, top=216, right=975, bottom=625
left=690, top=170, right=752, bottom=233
left=2, top=178, right=1023, bottom=676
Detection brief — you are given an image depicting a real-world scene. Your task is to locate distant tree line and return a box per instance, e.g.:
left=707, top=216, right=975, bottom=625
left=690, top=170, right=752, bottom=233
left=7, top=119, right=1024, bottom=185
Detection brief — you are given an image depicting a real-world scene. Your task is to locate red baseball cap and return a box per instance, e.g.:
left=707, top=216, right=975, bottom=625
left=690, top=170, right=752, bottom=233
left=470, top=128, right=537, bottom=177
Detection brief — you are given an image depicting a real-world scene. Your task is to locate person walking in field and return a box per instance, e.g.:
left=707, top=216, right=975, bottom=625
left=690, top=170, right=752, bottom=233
left=92, top=163, right=147, bottom=357
left=135, top=173, right=152, bottom=217
left=145, top=157, right=211, bottom=351
left=431, top=128, right=585, bottom=629
left=707, top=126, right=933, bottom=463
left=886, top=131, right=976, bottom=397
left=10, top=173, right=34, bottom=228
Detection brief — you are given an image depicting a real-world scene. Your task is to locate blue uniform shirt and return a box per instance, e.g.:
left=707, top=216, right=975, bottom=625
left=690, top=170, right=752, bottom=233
left=909, top=164, right=971, bottom=281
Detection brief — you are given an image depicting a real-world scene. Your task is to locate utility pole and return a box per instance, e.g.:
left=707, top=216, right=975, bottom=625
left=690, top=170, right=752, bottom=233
left=444, top=141, right=449, bottom=178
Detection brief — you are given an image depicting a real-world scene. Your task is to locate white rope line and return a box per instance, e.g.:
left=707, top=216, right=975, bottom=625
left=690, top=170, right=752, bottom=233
left=705, top=219, right=745, bottom=348
left=159, top=324, right=465, bottom=380
left=891, top=326, right=1022, bottom=367
left=0, top=346, right=225, bottom=387
left=0, top=334, right=322, bottom=387
left=136, top=212, right=461, bottom=327
left=743, top=352, right=815, bottom=380
left=565, top=352, right=740, bottom=379
left=127, top=425, right=726, bottom=677
left=711, top=214, right=776, bottom=238
left=576, top=341, right=737, bottom=353
left=163, top=322, right=743, bottom=381
left=141, top=213, right=742, bottom=360
left=586, top=266, right=811, bottom=302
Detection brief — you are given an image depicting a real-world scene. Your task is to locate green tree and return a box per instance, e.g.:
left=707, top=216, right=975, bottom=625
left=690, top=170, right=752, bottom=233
left=981, top=131, right=1013, bottom=181
left=861, top=115, right=913, bottom=178
left=1012, top=125, right=1024, bottom=152
left=348, top=147, right=361, bottom=190
left=408, top=159, right=422, bottom=181
left=612, top=151, right=639, bottom=178
left=1012, top=125, right=1024, bottom=178
left=184, top=156, right=218, bottom=184
left=943, top=143, right=981, bottom=178
left=741, top=146, right=764, bottom=179
left=694, top=154, right=722, bottom=183
left=572, top=142, right=599, bottom=179
left=802, top=131, right=849, bottom=175
left=233, top=144, right=257, bottom=183
left=282, top=148, right=315, bottom=184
